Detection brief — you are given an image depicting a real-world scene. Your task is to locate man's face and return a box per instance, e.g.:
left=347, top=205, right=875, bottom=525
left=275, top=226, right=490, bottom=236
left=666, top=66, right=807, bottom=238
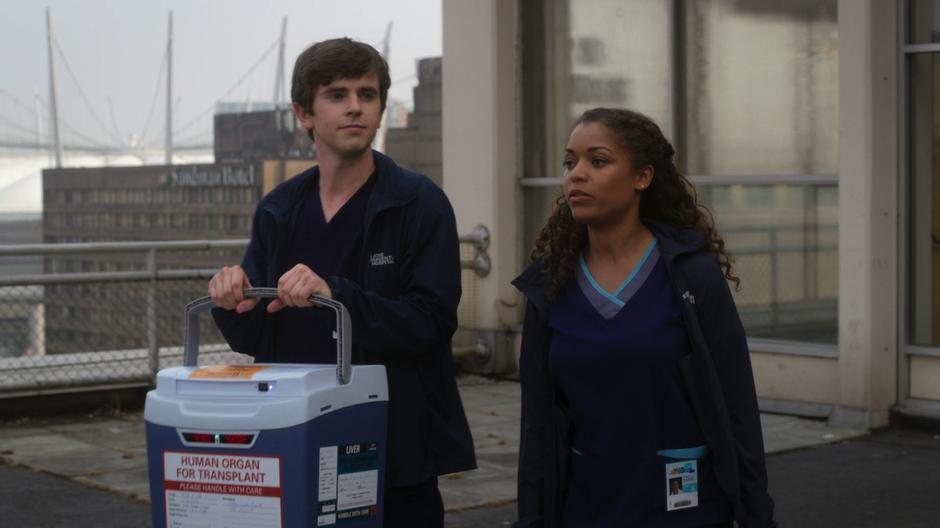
left=294, top=73, right=382, bottom=159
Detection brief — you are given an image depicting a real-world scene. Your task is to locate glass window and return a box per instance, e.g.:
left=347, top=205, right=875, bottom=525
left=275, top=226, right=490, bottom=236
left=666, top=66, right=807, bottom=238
left=521, top=0, right=670, bottom=253
left=567, top=0, right=670, bottom=125
left=909, top=52, right=940, bottom=347
left=700, top=183, right=838, bottom=344
left=679, top=0, right=839, bottom=340
left=910, top=0, right=940, bottom=44
left=682, top=0, right=838, bottom=176
left=522, top=186, right=562, bottom=260
left=521, top=0, right=840, bottom=345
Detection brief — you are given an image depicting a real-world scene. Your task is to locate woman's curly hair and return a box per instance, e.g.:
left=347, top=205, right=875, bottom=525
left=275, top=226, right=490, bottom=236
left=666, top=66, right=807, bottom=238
left=531, top=108, right=738, bottom=298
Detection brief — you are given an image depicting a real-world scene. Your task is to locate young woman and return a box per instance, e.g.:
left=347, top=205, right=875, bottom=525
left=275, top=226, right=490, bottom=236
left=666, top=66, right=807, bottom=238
left=512, top=108, right=775, bottom=527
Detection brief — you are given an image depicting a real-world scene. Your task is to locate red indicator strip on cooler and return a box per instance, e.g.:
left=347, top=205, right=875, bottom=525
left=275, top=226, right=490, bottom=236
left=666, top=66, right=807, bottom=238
left=164, top=481, right=281, bottom=497
left=178, top=430, right=258, bottom=448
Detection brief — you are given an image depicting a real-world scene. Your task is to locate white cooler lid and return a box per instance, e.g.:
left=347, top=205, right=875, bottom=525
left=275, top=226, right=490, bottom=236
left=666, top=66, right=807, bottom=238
left=145, top=363, right=388, bottom=430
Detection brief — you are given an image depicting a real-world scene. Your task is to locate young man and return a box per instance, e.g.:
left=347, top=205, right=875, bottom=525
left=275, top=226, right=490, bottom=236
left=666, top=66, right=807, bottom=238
left=208, top=38, right=476, bottom=527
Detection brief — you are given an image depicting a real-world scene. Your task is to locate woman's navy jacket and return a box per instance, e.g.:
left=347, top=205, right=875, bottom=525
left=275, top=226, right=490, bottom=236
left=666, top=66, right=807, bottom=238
left=511, top=220, right=775, bottom=527
left=212, top=151, right=476, bottom=487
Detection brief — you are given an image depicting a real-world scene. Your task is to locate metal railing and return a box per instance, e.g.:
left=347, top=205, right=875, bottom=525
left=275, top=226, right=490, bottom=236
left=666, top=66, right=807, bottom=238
left=0, top=232, right=491, bottom=397
left=0, top=221, right=838, bottom=396
left=721, top=223, right=839, bottom=346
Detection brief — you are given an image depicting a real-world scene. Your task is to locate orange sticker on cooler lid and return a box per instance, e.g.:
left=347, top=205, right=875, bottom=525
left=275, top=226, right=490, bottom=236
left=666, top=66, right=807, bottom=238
left=188, top=365, right=270, bottom=379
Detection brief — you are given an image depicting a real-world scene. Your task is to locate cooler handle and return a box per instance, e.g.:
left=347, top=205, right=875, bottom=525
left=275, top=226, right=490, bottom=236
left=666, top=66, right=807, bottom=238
left=182, top=287, right=352, bottom=385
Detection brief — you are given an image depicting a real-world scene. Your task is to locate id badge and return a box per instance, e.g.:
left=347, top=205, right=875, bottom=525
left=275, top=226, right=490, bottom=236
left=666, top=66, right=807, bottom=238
left=665, top=460, right=699, bottom=511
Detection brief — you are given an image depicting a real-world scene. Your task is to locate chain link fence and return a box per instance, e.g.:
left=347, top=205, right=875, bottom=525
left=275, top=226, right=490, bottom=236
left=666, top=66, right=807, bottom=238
left=0, top=233, right=491, bottom=397
left=723, top=224, right=839, bottom=344
left=0, top=241, right=250, bottom=397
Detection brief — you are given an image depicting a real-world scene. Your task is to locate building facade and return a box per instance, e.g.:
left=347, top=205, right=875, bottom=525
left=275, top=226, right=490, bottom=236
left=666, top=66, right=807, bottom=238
left=442, top=0, right=940, bottom=427
left=40, top=109, right=316, bottom=356
left=385, top=57, right=444, bottom=187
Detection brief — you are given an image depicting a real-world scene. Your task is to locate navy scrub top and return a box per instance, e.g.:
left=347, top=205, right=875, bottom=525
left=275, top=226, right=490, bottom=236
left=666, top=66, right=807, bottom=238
left=548, top=239, right=733, bottom=527
left=274, top=172, right=375, bottom=363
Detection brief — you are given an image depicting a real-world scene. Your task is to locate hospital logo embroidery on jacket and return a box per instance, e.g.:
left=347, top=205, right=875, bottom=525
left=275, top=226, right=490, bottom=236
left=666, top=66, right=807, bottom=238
left=370, top=252, right=395, bottom=267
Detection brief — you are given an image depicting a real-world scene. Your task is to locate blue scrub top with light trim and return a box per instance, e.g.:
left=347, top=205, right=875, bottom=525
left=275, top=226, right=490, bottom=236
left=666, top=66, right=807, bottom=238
left=274, top=172, right=375, bottom=364
left=548, top=238, right=733, bottom=527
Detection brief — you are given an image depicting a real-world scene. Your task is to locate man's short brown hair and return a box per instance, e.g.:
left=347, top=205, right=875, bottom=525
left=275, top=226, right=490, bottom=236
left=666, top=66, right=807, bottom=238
left=291, top=37, right=391, bottom=114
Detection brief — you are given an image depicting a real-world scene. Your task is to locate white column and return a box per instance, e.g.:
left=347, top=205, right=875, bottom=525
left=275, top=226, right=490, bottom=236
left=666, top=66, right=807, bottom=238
left=835, top=0, right=899, bottom=429
left=442, top=0, right=523, bottom=330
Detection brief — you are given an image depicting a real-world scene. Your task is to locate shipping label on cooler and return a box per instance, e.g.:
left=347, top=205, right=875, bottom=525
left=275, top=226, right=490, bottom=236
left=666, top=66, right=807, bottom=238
left=317, top=442, right=380, bottom=526
left=163, top=451, right=282, bottom=528
left=188, top=365, right=270, bottom=379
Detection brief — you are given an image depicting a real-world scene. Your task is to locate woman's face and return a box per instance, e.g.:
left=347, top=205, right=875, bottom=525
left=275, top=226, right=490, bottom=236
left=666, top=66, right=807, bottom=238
left=562, top=121, right=652, bottom=227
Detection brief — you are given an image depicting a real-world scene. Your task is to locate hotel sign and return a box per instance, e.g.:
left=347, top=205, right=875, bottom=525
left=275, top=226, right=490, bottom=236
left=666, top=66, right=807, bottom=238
left=169, top=165, right=257, bottom=187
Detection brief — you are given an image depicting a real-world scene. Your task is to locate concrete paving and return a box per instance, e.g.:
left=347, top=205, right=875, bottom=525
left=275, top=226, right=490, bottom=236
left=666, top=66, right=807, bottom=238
left=766, top=428, right=940, bottom=527
left=0, top=376, right=869, bottom=525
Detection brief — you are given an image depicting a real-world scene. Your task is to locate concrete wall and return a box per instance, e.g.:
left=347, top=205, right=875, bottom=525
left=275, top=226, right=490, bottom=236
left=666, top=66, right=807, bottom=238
left=833, top=0, right=899, bottom=429
left=442, top=0, right=523, bottom=331
left=751, top=353, right=841, bottom=406
left=261, top=159, right=317, bottom=195
left=911, top=356, right=940, bottom=401
left=385, top=58, right=443, bottom=187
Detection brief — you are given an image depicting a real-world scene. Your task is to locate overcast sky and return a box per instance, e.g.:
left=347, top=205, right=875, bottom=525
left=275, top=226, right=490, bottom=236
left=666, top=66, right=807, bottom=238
left=0, top=0, right=442, bottom=148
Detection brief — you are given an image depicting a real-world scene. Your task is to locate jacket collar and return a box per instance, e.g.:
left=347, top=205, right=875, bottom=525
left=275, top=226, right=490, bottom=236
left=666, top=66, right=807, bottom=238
left=260, top=150, right=419, bottom=223
left=510, top=258, right=550, bottom=315
left=512, top=219, right=708, bottom=314
left=364, top=150, right=419, bottom=223
left=644, top=219, right=707, bottom=265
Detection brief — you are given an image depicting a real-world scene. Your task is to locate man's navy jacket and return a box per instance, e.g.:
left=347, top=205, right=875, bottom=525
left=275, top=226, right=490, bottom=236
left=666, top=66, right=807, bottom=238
left=511, top=220, right=775, bottom=527
left=213, top=151, right=477, bottom=487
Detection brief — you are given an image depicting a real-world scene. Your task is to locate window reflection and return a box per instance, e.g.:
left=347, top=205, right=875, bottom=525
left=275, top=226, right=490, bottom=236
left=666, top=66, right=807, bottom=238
left=682, top=0, right=838, bottom=176
left=909, top=53, right=940, bottom=347
left=521, top=0, right=840, bottom=344
left=910, top=0, right=940, bottom=44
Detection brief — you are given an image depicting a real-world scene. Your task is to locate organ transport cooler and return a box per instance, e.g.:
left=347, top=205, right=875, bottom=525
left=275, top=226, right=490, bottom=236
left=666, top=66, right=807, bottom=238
left=145, top=288, right=388, bottom=527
